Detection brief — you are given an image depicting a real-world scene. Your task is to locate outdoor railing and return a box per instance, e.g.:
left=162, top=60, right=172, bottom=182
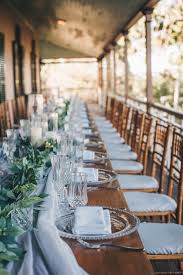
left=105, top=93, right=183, bottom=131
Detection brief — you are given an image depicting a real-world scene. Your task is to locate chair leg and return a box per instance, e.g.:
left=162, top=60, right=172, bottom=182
left=161, top=215, right=166, bottom=223
left=167, top=214, right=171, bottom=223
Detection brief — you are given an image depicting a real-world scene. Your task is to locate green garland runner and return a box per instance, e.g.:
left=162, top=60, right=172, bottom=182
left=0, top=99, right=70, bottom=273
left=0, top=137, right=57, bottom=273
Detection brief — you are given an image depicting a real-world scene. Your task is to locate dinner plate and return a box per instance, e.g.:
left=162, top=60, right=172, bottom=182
left=57, top=207, right=139, bottom=240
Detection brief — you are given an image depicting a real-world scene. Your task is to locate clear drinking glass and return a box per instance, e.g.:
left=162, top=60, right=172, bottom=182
left=52, top=155, right=74, bottom=215
left=20, top=119, right=30, bottom=137
left=11, top=207, right=33, bottom=231
left=67, top=172, right=88, bottom=208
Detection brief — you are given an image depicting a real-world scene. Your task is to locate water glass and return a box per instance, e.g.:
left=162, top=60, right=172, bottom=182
left=12, top=207, right=33, bottom=231
left=20, top=119, right=30, bottom=137
left=67, top=172, right=88, bottom=208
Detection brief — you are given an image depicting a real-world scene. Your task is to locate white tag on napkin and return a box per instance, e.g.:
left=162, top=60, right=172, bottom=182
left=72, top=206, right=111, bottom=235
left=83, top=151, right=95, bottom=161
left=78, top=167, right=98, bottom=183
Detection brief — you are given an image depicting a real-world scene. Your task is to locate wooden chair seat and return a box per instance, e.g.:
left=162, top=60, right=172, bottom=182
left=139, top=223, right=183, bottom=258
left=117, top=174, right=159, bottom=192
left=124, top=191, right=177, bottom=216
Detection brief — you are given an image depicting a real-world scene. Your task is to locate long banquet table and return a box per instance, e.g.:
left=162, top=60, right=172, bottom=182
left=64, top=110, right=154, bottom=275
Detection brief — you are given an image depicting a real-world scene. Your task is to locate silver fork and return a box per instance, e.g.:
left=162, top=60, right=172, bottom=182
left=78, top=239, right=145, bottom=252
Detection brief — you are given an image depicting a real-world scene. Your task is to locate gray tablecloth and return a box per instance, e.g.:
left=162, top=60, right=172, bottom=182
left=7, top=168, right=88, bottom=275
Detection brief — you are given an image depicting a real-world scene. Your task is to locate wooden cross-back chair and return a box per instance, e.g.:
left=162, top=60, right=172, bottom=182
left=111, top=100, right=123, bottom=129
left=168, top=129, right=183, bottom=224
left=106, top=97, right=115, bottom=122
left=129, top=129, right=183, bottom=223
left=151, top=121, right=171, bottom=193
left=118, top=105, right=130, bottom=142
left=120, top=121, right=170, bottom=193
left=113, top=114, right=151, bottom=175
left=104, top=95, right=109, bottom=117
left=131, top=111, right=145, bottom=154
left=137, top=131, right=183, bottom=274
left=5, top=100, right=14, bottom=129
left=126, top=108, right=137, bottom=147
left=0, top=102, right=7, bottom=138
left=138, top=115, right=152, bottom=175
left=16, top=96, right=27, bottom=120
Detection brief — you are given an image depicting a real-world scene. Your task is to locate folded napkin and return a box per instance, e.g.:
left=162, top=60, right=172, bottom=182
left=73, top=207, right=111, bottom=235
left=83, top=150, right=95, bottom=161
left=78, top=167, right=98, bottom=183
left=84, top=138, right=90, bottom=145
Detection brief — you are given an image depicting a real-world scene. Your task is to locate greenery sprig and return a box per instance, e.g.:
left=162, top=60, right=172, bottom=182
left=0, top=99, right=70, bottom=273
left=0, top=135, right=57, bottom=273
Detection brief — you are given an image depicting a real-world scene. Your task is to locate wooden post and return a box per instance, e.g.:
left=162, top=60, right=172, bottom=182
left=143, top=8, right=153, bottom=113
left=106, top=51, right=111, bottom=95
left=97, top=59, right=104, bottom=107
left=112, top=44, right=117, bottom=94
left=124, top=31, right=129, bottom=103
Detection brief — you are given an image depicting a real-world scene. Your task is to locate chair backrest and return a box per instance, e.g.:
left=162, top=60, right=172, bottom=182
left=106, top=97, right=114, bottom=121
left=5, top=100, right=15, bottom=129
left=167, top=129, right=183, bottom=224
left=138, top=115, right=152, bottom=175
left=109, top=97, right=115, bottom=122
left=112, top=100, right=123, bottom=129
left=131, top=111, right=145, bottom=154
left=118, top=105, right=130, bottom=142
left=0, top=102, right=6, bottom=138
left=16, top=96, right=27, bottom=120
left=150, top=121, right=170, bottom=193
left=104, top=96, right=109, bottom=117
left=126, top=108, right=137, bottom=147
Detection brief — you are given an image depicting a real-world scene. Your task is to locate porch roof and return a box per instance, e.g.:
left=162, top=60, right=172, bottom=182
left=8, top=0, right=158, bottom=59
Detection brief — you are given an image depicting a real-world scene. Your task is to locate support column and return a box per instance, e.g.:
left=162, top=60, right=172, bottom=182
left=124, top=31, right=129, bottom=103
left=112, top=44, right=117, bottom=94
left=97, top=60, right=103, bottom=107
left=106, top=51, right=111, bottom=95
left=144, top=8, right=153, bottom=113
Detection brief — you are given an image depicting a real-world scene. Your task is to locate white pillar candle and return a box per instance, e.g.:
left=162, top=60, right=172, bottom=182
left=31, top=127, right=42, bottom=145
left=42, top=121, right=48, bottom=136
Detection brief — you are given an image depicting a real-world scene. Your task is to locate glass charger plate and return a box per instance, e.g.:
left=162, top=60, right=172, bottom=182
left=57, top=207, right=139, bottom=240
left=87, top=169, right=117, bottom=186
left=85, top=141, right=104, bottom=149
left=83, top=153, right=108, bottom=165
